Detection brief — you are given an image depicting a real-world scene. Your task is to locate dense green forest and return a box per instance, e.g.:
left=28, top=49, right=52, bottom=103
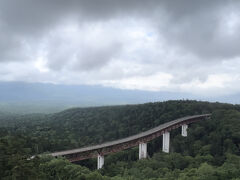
left=1, top=100, right=240, bottom=179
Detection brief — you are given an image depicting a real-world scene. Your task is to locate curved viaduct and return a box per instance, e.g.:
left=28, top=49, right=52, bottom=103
left=51, top=114, right=211, bottom=169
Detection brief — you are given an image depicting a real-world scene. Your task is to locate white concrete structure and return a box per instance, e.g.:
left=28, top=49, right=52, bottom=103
left=181, top=124, right=188, bottom=137
left=97, top=154, right=104, bottom=169
left=139, top=142, right=147, bottom=159
left=162, top=131, right=170, bottom=153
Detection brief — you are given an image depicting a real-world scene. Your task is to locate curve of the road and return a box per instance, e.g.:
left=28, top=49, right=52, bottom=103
left=51, top=114, right=211, bottom=157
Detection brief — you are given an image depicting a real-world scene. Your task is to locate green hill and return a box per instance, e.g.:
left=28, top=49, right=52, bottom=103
left=1, top=100, right=240, bottom=179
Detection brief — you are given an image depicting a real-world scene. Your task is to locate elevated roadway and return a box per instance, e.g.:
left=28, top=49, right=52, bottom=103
left=50, top=114, right=211, bottom=168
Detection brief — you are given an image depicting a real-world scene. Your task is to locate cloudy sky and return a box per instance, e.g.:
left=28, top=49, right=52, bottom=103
left=0, top=0, right=240, bottom=97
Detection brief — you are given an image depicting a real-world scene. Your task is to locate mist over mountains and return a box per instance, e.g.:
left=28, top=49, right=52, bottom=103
left=0, top=81, right=191, bottom=113
left=0, top=81, right=239, bottom=114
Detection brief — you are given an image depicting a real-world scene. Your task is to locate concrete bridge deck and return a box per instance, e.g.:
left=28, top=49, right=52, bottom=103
left=51, top=114, right=211, bottom=158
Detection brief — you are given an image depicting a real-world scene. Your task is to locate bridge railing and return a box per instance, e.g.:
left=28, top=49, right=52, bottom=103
left=50, top=114, right=211, bottom=169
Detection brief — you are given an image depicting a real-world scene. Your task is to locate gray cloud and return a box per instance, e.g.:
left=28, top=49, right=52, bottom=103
left=74, top=43, right=122, bottom=71
left=1, top=0, right=239, bottom=62
left=0, top=31, right=30, bottom=62
left=0, top=0, right=158, bottom=34
left=0, top=0, right=240, bottom=95
left=1, top=0, right=239, bottom=57
left=159, top=0, right=240, bottom=59
left=46, top=40, right=122, bottom=71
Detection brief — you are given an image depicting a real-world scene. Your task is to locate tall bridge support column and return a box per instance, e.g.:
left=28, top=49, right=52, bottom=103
left=181, top=124, right=188, bottom=137
left=162, top=131, right=170, bottom=153
left=139, top=142, right=147, bottom=159
left=97, top=154, right=104, bottom=169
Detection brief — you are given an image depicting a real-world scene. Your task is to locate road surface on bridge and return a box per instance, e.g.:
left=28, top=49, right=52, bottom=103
left=51, top=114, right=211, bottom=157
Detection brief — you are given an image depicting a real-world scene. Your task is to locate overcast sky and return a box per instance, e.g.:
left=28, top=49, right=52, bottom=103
left=0, top=0, right=240, bottom=97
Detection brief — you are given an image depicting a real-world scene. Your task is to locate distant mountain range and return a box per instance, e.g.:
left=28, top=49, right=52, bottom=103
left=0, top=81, right=239, bottom=114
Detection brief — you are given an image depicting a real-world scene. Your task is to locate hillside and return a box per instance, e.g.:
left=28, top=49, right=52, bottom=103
left=0, top=100, right=240, bottom=179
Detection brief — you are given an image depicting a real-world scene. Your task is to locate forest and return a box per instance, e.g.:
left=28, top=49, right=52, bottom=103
left=0, top=100, right=240, bottom=179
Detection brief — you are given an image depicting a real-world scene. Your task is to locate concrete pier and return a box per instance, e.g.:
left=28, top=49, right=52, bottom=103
left=181, top=124, right=188, bottom=137
left=97, top=154, right=104, bottom=169
left=139, top=142, right=147, bottom=159
left=162, top=131, right=170, bottom=153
